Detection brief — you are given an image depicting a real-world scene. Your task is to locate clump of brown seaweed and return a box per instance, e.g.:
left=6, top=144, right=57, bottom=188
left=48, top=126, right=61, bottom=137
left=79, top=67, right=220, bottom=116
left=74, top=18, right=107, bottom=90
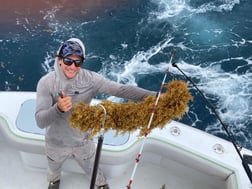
left=69, top=80, right=193, bottom=137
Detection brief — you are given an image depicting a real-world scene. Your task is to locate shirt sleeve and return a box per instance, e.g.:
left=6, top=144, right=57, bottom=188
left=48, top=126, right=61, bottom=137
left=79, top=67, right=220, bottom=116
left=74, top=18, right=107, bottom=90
left=94, top=74, right=156, bottom=100
left=35, top=76, right=63, bottom=129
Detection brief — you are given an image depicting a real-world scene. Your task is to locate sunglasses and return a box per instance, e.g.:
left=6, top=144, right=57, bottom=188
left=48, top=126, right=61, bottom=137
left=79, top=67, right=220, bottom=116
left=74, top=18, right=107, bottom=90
left=62, top=57, right=83, bottom=67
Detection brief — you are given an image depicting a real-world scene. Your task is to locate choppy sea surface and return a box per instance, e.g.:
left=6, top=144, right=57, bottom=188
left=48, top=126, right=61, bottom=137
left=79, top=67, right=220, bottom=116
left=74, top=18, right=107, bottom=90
left=0, top=0, right=251, bottom=149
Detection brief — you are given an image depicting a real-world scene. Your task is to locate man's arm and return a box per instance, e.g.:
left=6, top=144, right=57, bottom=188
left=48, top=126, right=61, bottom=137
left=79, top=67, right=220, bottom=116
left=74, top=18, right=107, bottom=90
left=35, top=77, right=63, bottom=129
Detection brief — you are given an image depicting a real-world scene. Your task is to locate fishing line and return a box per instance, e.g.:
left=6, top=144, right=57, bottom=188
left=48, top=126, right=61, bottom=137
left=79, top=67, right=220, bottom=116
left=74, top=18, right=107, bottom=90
left=172, top=61, right=252, bottom=184
left=126, top=50, right=175, bottom=189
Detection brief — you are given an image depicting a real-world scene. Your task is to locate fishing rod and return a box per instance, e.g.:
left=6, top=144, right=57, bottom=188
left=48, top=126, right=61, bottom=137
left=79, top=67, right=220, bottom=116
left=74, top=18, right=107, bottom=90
left=172, top=62, right=252, bottom=184
left=126, top=50, right=175, bottom=189
left=90, top=104, right=107, bottom=189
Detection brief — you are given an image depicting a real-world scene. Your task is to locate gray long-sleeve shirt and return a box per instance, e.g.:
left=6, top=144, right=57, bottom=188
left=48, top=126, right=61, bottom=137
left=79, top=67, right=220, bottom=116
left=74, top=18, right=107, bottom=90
left=35, top=67, right=155, bottom=148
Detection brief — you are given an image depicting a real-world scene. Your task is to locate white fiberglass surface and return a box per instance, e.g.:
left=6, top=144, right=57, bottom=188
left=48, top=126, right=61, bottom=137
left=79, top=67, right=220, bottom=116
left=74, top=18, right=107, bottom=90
left=0, top=138, right=226, bottom=189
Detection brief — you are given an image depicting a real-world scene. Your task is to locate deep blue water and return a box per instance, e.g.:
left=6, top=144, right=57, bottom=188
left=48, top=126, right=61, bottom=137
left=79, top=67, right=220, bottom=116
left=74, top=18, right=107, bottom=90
left=0, top=0, right=252, bottom=149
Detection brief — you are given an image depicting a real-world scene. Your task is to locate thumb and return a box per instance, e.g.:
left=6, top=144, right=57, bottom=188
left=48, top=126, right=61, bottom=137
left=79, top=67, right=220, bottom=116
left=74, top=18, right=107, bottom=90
left=58, top=91, right=66, bottom=98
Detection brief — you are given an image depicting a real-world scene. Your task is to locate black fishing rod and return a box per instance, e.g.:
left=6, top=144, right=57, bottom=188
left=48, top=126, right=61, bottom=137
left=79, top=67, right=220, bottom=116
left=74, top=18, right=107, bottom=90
left=90, top=104, right=107, bottom=189
left=172, top=62, right=252, bottom=183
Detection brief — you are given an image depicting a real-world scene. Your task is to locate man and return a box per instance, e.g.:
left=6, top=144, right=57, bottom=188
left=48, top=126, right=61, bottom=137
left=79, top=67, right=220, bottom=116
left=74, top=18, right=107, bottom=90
left=35, top=38, right=155, bottom=189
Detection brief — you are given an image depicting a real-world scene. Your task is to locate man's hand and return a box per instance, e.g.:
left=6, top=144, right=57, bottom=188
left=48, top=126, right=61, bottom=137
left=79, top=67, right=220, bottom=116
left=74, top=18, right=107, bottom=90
left=57, top=91, right=72, bottom=112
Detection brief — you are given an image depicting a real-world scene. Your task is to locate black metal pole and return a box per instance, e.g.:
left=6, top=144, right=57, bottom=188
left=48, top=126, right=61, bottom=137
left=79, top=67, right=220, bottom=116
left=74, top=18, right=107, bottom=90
left=90, top=104, right=107, bottom=189
left=90, top=135, right=104, bottom=189
left=172, top=62, right=252, bottom=183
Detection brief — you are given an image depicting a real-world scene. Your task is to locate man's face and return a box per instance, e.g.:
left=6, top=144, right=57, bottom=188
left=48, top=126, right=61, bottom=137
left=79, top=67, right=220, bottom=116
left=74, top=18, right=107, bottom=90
left=59, top=55, right=83, bottom=79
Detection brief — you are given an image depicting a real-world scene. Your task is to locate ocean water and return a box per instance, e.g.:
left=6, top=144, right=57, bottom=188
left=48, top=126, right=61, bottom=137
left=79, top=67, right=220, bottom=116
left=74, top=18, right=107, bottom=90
left=0, top=0, right=251, bottom=149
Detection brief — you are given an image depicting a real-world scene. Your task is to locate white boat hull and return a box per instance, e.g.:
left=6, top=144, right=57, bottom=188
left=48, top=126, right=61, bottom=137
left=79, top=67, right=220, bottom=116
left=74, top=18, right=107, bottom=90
left=0, top=91, right=251, bottom=189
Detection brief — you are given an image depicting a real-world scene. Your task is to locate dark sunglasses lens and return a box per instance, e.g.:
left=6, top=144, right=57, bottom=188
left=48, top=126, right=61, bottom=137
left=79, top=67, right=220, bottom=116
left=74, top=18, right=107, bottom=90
left=74, top=60, right=82, bottom=67
left=63, top=58, right=73, bottom=65
left=63, top=58, right=83, bottom=67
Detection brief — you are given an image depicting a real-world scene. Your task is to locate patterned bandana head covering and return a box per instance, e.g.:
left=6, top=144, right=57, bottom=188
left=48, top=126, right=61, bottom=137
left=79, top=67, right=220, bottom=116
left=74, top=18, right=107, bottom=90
left=59, top=40, right=85, bottom=59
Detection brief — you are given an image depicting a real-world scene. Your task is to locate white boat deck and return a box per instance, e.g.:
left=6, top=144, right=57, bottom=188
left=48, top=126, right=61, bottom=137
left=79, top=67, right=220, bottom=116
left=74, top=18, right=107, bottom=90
left=0, top=136, right=228, bottom=189
left=0, top=91, right=252, bottom=189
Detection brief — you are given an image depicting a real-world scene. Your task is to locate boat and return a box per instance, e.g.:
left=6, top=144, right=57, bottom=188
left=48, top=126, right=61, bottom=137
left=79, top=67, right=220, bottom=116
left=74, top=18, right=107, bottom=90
left=0, top=91, right=252, bottom=189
